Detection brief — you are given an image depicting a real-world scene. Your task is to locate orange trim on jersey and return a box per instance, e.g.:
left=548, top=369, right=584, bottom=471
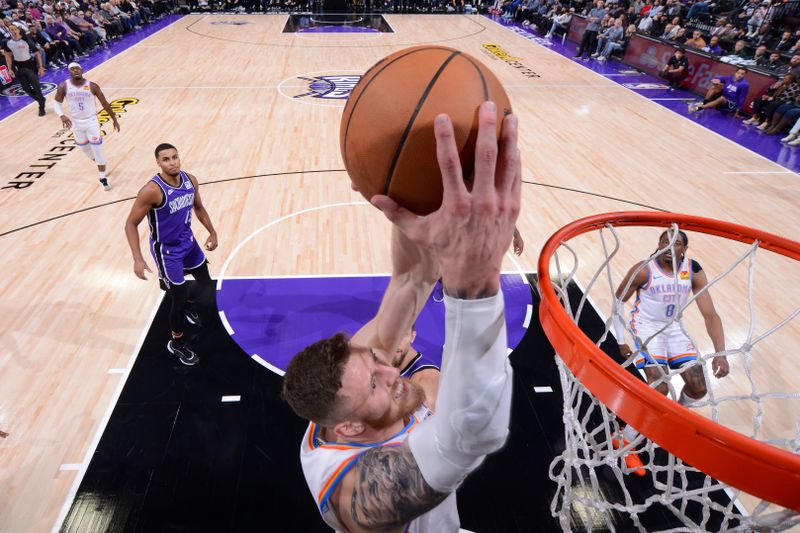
left=668, top=351, right=697, bottom=361
left=316, top=453, right=361, bottom=504
left=629, top=294, right=641, bottom=334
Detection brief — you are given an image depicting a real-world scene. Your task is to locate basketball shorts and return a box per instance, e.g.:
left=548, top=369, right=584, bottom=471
left=149, top=236, right=207, bottom=289
left=632, top=323, right=697, bottom=369
left=72, top=118, right=102, bottom=146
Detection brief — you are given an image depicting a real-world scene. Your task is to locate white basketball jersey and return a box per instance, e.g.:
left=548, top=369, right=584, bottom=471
left=630, top=256, right=693, bottom=331
left=300, top=404, right=460, bottom=532
left=65, top=79, right=98, bottom=121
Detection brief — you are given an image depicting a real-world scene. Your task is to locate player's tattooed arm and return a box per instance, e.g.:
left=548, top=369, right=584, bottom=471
left=340, top=442, right=447, bottom=533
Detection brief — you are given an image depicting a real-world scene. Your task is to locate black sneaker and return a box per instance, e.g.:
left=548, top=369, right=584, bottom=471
left=185, top=309, right=202, bottom=327
left=167, top=339, right=200, bottom=366
left=99, top=178, right=111, bottom=191
left=38, top=105, right=46, bottom=116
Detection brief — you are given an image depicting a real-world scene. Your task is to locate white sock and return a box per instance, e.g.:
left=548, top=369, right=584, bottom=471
left=99, top=171, right=107, bottom=180
left=679, top=389, right=699, bottom=407
left=622, top=424, right=639, bottom=442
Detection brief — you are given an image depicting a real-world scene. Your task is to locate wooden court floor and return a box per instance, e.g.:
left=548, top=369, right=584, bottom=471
left=0, top=14, right=798, bottom=532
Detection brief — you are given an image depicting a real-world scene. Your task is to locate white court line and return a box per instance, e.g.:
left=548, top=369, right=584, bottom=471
left=215, top=201, right=369, bottom=292
left=523, top=304, right=533, bottom=328
left=216, top=201, right=535, bottom=377
left=251, top=354, right=286, bottom=376
left=219, top=309, right=235, bottom=336
left=51, top=295, right=163, bottom=533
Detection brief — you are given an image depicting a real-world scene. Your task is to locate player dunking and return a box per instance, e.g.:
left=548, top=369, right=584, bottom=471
left=612, top=229, right=729, bottom=473
left=124, top=144, right=218, bottom=366
left=53, top=62, right=119, bottom=191
left=282, top=102, right=518, bottom=532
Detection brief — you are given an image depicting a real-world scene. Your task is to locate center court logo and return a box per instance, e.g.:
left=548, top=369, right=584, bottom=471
left=293, top=75, right=361, bottom=99
left=481, top=44, right=540, bottom=78
left=2, top=81, right=57, bottom=98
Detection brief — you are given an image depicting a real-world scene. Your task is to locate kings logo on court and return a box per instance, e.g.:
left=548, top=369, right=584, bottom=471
left=294, top=75, right=361, bottom=100
left=2, top=81, right=57, bottom=98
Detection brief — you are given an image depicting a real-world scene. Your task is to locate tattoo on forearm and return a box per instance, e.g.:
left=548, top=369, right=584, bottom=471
left=350, top=444, right=447, bottom=531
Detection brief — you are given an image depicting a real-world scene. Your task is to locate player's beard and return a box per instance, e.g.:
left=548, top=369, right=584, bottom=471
left=368, top=379, right=426, bottom=431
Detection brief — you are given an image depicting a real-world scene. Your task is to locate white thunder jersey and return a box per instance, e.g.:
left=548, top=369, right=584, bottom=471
left=300, top=404, right=460, bottom=532
left=630, top=255, right=694, bottom=331
left=65, top=78, right=98, bottom=122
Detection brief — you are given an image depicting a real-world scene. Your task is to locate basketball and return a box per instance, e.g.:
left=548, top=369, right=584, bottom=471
left=340, top=45, right=512, bottom=215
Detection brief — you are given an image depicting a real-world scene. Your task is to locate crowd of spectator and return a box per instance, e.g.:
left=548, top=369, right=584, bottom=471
left=495, top=0, right=800, bottom=140
left=2, top=0, right=176, bottom=71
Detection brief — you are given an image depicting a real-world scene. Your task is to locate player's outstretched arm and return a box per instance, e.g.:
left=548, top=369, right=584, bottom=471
left=351, top=226, right=439, bottom=357
left=124, top=183, right=161, bottom=280
left=92, top=83, right=119, bottom=132
left=613, top=262, right=648, bottom=356
left=692, top=268, right=728, bottom=377
left=343, top=102, right=518, bottom=524
left=187, top=173, right=218, bottom=251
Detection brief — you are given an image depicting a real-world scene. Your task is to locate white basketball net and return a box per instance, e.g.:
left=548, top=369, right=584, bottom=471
left=546, top=223, right=800, bottom=532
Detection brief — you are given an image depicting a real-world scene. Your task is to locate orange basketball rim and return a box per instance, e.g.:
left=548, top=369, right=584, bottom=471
left=537, top=211, right=800, bottom=512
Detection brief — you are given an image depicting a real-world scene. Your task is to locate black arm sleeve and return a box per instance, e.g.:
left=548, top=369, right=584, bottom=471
left=691, top=259, right=702, bottom=273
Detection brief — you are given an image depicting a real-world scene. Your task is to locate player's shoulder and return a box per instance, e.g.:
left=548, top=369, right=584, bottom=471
left=184, top=172, right=199, bottom=186
left=690, top=258, right=702, bottom=273
left=137, top=180, right=162, bottom=200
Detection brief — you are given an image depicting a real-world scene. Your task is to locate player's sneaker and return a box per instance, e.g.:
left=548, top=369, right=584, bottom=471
left=167, top=339, right=200, bottom=366
left=612, top=437, right=646, bottom=476
left=99, top=178, right=111, bottom=191
left=185, top=309, right=202, bottom=327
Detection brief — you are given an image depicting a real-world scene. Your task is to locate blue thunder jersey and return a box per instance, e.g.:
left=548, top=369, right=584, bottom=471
left=147, top=171, right=195, bottom=245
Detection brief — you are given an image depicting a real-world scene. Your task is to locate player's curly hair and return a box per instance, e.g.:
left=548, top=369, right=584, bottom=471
left=281, top=333, right=351, bottom=425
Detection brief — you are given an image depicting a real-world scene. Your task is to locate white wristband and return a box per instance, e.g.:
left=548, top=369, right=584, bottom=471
left=53, top=100, right=64, bottom=117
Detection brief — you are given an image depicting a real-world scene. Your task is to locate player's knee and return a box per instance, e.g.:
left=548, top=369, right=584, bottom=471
left=654, top=382, right=669, bottom=396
